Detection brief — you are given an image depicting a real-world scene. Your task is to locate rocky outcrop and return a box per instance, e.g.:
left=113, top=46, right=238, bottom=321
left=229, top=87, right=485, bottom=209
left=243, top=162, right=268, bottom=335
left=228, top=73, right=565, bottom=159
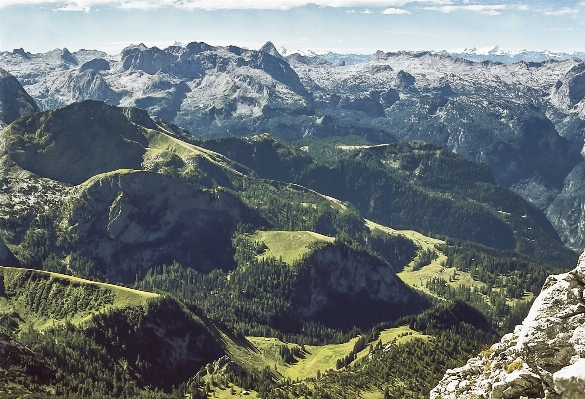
left=78, top=58, right=110, bottom=73
left=129, top=75, right=190, bottom=121
left=259, top=41, right=286, bottom=62
left=430, top=251, right=585, bottom=399
left=394, top=70, right=416, bottom=91
left=59, top=48, right=78, bottom=65
left=553, top=63, right=585, bottom=108
left=379, top=88, right=400, bottom=108
left=122, top=44, right=180, bottom=75
left=0, top=68, right=39, bottom=127
left=546, top=162, right=585, bottom=248
left=294, top=243, right=422, bottom=328
left=67, top=69, right=121, bottom=104
left=64, top=170, right=255, bottom=280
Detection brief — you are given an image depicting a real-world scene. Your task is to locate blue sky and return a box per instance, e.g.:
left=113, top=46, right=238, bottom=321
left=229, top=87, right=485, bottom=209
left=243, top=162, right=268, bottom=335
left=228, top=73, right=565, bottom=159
left=1, top=1, right=585, bottom=54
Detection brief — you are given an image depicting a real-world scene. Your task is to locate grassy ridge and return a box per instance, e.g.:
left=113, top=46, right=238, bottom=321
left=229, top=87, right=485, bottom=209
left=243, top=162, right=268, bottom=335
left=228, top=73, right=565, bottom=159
left=0, top=266, right=157, bottom=329
left=1, top=266, right=225, bottom=398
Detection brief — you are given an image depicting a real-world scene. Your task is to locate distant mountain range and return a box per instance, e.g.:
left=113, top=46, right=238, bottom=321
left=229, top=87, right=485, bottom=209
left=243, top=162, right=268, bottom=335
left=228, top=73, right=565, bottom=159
left=439, top=46, right=585, bottom=64
left=256, top=45, right=585, bottom=65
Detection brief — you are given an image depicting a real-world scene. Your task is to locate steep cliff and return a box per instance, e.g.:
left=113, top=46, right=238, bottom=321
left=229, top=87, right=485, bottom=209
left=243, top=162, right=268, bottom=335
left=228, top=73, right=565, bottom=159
left=293, top=242, right=420, bottom=328
left=431, top=251, right=585, bottom=399
left=64, top=170, right=253, bottom=279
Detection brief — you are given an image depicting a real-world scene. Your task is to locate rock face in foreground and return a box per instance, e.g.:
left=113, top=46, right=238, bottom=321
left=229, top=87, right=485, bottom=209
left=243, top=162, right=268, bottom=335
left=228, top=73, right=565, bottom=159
left=431, top=252, right=585, bottom=399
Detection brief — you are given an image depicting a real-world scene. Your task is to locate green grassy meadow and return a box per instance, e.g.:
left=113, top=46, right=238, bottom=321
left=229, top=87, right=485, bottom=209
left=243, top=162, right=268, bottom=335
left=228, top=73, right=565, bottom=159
left=211, top=323, right=426, bottom=383
left=251, top=230, right=334, bottom=265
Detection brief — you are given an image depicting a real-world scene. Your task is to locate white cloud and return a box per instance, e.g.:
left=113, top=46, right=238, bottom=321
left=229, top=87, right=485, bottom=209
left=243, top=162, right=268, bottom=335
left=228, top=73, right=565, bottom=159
left=382, top=7, right=410, bottom=15
left=382, top=0, right=452, bottom=5
left=55, top=3, right=90, bottom=12
left=0, top=0, right=454, bottom=10
left=543, top=7, right=579, bottom=16
left=361, top=8, right=372, bottom=13
left=117, top=0, right=162, bottom=10
left=423, top=4, right=530, bottom=16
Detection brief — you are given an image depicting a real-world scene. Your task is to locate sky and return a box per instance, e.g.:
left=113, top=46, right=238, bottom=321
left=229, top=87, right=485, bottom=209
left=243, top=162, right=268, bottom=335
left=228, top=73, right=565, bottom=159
left=1, top=0, right=585, bottom=55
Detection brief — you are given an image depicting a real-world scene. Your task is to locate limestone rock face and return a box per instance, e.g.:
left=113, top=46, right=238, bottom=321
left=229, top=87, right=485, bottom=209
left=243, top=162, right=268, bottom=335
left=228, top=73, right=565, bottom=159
left=78, top=58, right=110, bottom=73
left=294, top=244, right=419, bottom=326
left=394, top=70, right=416, bottom=91
left=64, top=170, right=252, bottom=279
left=553, top=63, right=585, bottom=108
left=430, top=251, right=585, bottom=399
left=259, top=41, right=286, bottom=62
left=546, top=161, right=585, bottom=249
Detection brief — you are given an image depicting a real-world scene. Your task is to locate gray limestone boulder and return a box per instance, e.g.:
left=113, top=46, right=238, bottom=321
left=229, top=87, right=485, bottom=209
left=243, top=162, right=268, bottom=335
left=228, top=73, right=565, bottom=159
left=431, top=251, right=585, bottom=399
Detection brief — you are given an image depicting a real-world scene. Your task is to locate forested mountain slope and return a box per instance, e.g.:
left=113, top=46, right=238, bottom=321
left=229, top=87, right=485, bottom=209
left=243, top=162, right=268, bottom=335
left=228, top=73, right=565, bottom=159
left=193, top=134, right=576, bottom=267
left=0, top=99, right=580, bottom=398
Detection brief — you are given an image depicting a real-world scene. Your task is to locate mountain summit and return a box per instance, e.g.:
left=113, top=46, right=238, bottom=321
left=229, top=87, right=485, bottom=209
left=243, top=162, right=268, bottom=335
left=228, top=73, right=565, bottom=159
left=259, top=41, right=286, bottom=61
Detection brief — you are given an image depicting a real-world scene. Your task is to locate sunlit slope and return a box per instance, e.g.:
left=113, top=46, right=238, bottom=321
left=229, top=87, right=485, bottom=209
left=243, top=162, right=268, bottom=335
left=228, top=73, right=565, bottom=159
left=252, top=230, right=334, bottom=265
left=0, top=266, right=157, bottom=329
left=210, top=323, right=426, bottom=382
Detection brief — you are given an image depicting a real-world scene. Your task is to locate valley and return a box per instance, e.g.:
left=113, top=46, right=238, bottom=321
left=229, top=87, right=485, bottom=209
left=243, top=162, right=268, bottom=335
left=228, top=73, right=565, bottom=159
left=1, top=40, right=584, bottom=398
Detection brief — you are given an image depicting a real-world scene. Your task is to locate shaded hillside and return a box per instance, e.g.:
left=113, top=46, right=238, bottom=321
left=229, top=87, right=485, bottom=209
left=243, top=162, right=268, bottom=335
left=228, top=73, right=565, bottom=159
left=2, top=100, right=149, bottom=184
left=0, top=101, right=261, bottom=282
left=137, top=232, right=428, bottom=342
left=0, top=68, right=39, bottom=127
left=0, top=331, right=53, bottom=399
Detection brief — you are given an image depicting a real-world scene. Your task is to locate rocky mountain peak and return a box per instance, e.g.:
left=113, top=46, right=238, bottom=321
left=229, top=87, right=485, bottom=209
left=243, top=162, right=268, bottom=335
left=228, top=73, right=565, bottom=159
left=12, top=48, right=29, bottom=59
left=431, top=251, right=585, bottom=399
left=79, top=58, right=110, bottom=73
left=259, top=41, right=286, bottom=62
left=395, top=70, right=416, bottom=90
left=60, top=47, right=77, bottom=65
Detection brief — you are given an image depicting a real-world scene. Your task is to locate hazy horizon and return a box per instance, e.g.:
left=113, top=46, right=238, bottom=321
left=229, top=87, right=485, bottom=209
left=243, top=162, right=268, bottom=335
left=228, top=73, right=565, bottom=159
left=1, top=1, right=585, bottom=55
